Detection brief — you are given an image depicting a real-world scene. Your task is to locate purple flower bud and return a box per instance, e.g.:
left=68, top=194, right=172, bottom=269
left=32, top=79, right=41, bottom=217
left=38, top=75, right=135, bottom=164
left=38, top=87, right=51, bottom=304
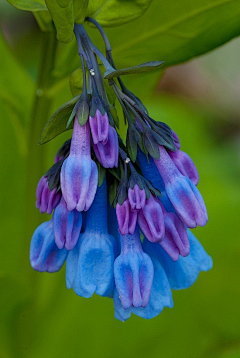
left=116, top=199, right=138, bottom=235
left=128, top=184, right=146, bottom=210
left=159, top=204, right=190, bottom=261
left=53, top=196, right=82, bottom=250
left=154, top=146, right=208, bottom=228
left=36, top=176, right=61, bottom=215
left=138, top=195, right=165, bottom=243
left=92, top=126, right=118, bottom=168
left=168, top=149, right=199, bottom=185
left=114, top=228, right=154, bottom=309
left=60, top=120, right=98, bottom=212
left=89, top=109, right=109, bottom=144
left=30, top=220, right=68, bottom=272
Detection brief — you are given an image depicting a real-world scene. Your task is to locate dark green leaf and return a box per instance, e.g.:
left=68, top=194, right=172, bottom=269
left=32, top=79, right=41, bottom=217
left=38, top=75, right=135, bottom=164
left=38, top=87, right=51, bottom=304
left=109, top=179, right=118, bottom=206
left=115, top=179, right=128, bottom=206
left=104, top=61, right=165, bottom=79
left=126, top=129, right=138, bottom=162
left=39, top=95, right=80, bottom=144
left=97, top=162, right=106, bottom=186
left=108, top=167, right=121, bottom=181
left=143, top=130, right=160, bottom=159
left=55, top=139, right=71, bottom=159
left=77, top=99, right=89, bottom=126
left=45, top=159, right=64, bottom=190
left=109, top=105, right=119, bottom=129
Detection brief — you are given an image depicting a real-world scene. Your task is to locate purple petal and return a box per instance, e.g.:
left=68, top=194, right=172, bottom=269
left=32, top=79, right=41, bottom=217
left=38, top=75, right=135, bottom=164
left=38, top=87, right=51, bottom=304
left=128, top=184, right=146, bottom=210
left=61, top=156, right=98, bottom=212
left=89, top=109, right=109, bottom=144
left=160, top=211, right=190, bottom=261
left=53, top=197, right=82, bottom=250
left=92, top=127, right=118, bottom=168
left=154, top=146, right=207, bottom=228
left=114, top=230, right=154, bottom=309
left=116, top=200, right=138, bottom=235
left=169, top=149, right=199, bottom=185
left=138, top=195, right=165, bottom=243
left=36, top=176, right=61, bottom=215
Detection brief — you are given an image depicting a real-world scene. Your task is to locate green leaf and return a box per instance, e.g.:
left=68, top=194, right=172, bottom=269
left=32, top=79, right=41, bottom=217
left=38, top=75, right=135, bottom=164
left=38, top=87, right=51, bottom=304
left=45, top=0, right=74, bottom=43
left=69, top=68, right=83, bottom=96
left=74, top=0, right=89, bottom=23
left=107, top=0, right=240, bottom=69
left=87, top=0, right=153, bottom=27
left=7, top=0, right=47, bottom=11
left=45, top=0, right=88, bottom=43
left=39, top=95, right=80, bottom=144
left=97, top=162, right=106, bottom=186
left=77, top=99, right=89, bottom=126
left=104, top=61, right=165, bottom=79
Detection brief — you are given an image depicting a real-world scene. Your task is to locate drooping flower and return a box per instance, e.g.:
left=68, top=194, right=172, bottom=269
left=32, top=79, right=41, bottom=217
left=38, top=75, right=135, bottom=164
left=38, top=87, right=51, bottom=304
left=66, top=179, right=117, bottom=298
left=128, top=184, right=146, bottom=210
left=116, top=199, right=138, bottom=235
left=92, top=126, right=119, bottom=168
left=89, top=109, right=109, bottom=144
left=53, top=196, right=82, bottom=250
left=114, top=227, right=154, bottom=309
left=60, top=120, right=98, bottom=212
left=36, top=176, right=61, bottom=215
left=168, top=149, right=199, bottom=185
left=159, top=203, right=190, bottom=261
left=137, top=194, right=165, bottom=243
left=30, top=220, right=68, bottom=273
left=30, top=20, right=212, bottom=322
left=154, top=146, right=208, bottom=228
left=113, top=254, right=173, bottom=321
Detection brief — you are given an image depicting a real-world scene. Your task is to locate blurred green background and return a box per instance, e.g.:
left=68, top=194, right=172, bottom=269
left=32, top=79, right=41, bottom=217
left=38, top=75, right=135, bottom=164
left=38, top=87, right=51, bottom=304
left=1, top=0, right=240, bottom=357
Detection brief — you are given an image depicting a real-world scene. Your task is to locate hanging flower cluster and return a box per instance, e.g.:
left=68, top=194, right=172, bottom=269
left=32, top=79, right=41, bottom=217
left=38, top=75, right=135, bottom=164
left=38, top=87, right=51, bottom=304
left=30, top=19, right=212, bottom=321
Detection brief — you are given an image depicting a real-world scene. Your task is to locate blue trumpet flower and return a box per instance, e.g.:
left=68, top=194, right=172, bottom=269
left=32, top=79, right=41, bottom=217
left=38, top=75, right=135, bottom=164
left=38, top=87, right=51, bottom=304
left=66, top=179, right=117, bottom=298
left=30, top=220, right=68, bottom=273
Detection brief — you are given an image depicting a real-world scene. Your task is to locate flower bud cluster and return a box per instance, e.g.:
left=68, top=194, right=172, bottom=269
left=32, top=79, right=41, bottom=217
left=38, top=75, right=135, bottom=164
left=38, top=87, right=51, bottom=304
left=30, top=21, right=212, bottom=321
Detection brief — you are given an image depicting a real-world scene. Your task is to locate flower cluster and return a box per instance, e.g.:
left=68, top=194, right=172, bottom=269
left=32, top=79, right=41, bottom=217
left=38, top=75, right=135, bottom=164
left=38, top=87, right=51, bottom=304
left=30, top=20, right=212, bottom=321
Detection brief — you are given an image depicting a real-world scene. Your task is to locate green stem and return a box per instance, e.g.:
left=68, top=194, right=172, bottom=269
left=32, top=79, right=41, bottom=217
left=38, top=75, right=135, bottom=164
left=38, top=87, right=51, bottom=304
left=23, top=30, right=58, bottom=276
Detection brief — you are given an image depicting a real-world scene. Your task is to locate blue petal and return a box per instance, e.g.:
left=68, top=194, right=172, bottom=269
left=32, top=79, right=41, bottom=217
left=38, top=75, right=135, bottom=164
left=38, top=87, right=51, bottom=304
left=114, top=250, right=154, bottom=309
left=143, top=230, right=213, bottom=290
left=113, top=257, right=173, bottom=321
left=66, top=232, right=116, bottom=298
left=30, top=221, right=68, bottom=273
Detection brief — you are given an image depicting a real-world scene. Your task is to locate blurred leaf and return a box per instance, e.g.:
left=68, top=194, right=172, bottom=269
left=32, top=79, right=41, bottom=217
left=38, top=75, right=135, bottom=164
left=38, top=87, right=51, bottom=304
left=39, top=95, right=80, bottom=144
left=107, top=0, right=240, bottom=68
left=87, top=0, right=153, bottom=27
left=45, top=0, right=89, bottom=43
left=104, top=61, right=165, bottom=79
left=33, top=10, right=53, bottom=32
left=69, top=68, right=83, bottom=96
left=7, top=0, right=47, bottom=11
left=0, top=34, right=34, bottom=122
